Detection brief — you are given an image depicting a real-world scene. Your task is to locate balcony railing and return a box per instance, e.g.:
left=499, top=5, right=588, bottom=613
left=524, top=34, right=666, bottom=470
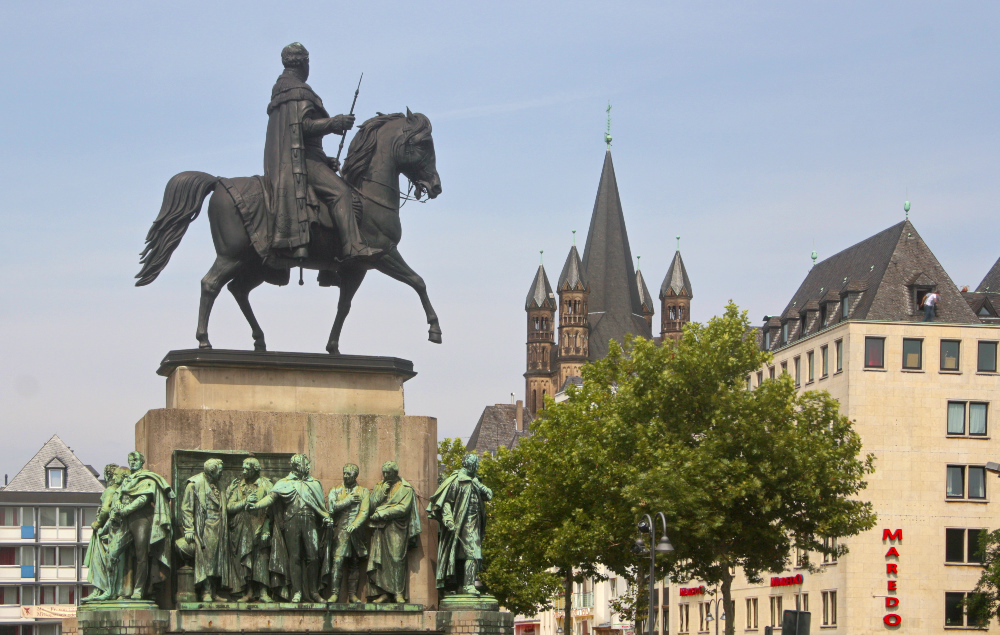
left=572, top=592, right=594, bottom=609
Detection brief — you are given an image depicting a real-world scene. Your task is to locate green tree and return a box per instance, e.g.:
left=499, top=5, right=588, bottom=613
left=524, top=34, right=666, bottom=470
left=481, top=303, right=876, bottom=635
left=966, top=530, right=1000, bottom=626
left=437, top=437, right=467, bottom=479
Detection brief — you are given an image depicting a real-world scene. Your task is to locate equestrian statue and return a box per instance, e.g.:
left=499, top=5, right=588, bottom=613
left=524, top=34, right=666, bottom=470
left=135, top=43, right=443, bottom=354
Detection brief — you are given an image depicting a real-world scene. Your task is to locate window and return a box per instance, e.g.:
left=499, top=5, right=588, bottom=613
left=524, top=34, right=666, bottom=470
left=769, top=596, right=782, bottom=627
left=821, top=345, right=829, bottom=377
left=978, top=341, right=998, bottom=373
left=822, top=536, right=838, bottom=563
left=835, top=339, right=843, bottom=372
left=947, top=465, right=986, bottom=499
left=941, top=340, right=961, bottom=371
left=39, top=508, right=56, bottom=527
left=807, top=351, right=814, bottom=382
left=39, top=586, right=56, bottom=605
left=21, top=586, right=34, bottom=606
left=819, top=305, right=827, bottom=328
left=0, top=587, right=19, bottom=605
left=946, top=528, right=985, bottom=563
left=57, top=547, right=74, bottom=567
left=795, top=593, right=809, bottom=612
left=795, top=546, right=806, bottom=568
left=841, top=296, right=850, bottom=318
left=757, top=371, right=763, bottom=386
left=781, top=362, right=787, bottom=375
left=948, top=401, right=988, bottom=436
left=782, top=323, right=789, bottom=345
left=864, top=337, right=885, bottom=368
left=764, top=331, right=771, bottom=349
left=678, top=603, right=689, bottom=633
left=0, top=508, right=19, bottom=526
left=45, top=469, right=64, bottom=489
left=40, top=548, right=56, bottom=567
left=610, top=578, right=617, bottom=598
left=945, top=592, right=985, bottom=627
left=745, top=598, right=758, bottom=629
left=902, top=338, right=922, bottom=369
left=822, top=591, right=837, bottom=626
left=793, top=357, right=801, bottom=386
left=698, top=602, right=708, bottom=633
left=82, top=508, right=98, bottom=527
left=769, top=366, right=775, bottom=380
left=57, top=509, right=75, bottom=528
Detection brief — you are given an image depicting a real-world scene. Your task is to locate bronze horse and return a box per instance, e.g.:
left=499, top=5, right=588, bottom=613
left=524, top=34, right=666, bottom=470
left=135, top=110, right=442, bottom=354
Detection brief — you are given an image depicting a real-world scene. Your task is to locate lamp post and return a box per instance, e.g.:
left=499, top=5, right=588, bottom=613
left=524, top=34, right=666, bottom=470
left=704, top=594, right=726, bottom=635
left=633, top=513, right=674, bottom=635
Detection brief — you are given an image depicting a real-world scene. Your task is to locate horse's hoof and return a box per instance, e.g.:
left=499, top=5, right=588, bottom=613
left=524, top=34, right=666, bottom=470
left=199, top=341, right=212, bottom=349
left=327, top=344, right=341, bottom=355
left=254, top=341, right=267, bottom=352
left=428, top=328, right=442, bottom=344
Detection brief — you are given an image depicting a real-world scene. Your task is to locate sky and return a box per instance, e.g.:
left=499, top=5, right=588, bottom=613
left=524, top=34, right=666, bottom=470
left=1, top=2, right=998, bottom=475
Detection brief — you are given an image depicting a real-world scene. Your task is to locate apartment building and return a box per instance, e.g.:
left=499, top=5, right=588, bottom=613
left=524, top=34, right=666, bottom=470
left=0, top=436, right=103, bottom=635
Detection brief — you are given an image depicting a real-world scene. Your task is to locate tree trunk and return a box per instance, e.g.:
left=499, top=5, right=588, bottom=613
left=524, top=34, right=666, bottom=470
left=721, top=567, right=735, bottom=635
left=563, top=569, right=573, bottom=635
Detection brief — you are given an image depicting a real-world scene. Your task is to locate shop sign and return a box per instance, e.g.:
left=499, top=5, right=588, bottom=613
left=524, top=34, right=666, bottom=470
left=883, top=528, right=901, bottom=627
left=679, top=586, right=705, bottom=596
left=770, top=574, right=803, bottom=587
left=21, top=605, right=76, bottom=619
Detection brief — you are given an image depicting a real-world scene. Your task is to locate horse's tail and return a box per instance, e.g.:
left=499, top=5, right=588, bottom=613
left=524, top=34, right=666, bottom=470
left=135, top=171, right=219, bottom=286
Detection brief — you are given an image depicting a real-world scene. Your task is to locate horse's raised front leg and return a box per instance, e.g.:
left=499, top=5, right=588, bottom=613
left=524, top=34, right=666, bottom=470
left=197, top=256, right=244, bottom=349
left=227, top=268, right=267, bottom=351
left=327, top=265, right=368, bottom=355
left=373, top=247, right=442, bottom=344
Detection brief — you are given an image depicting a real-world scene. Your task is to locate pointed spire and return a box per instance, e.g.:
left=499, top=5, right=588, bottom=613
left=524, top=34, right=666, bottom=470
left=660, top=250, right=693, bottom=299
left=525, top=264, right=556, bottom=310
left=558, top=244, right=586, bottom=291
left=636, top=267, right=655, bottom=313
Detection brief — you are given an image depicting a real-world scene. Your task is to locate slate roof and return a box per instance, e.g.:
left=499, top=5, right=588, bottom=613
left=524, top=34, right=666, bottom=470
left=636, top=269, right=655, bottom=313
left=558, top=245, right=586, bottom=291
left=466, top=404, right=534, bottom=455
left=580, top=151, right=652, bottom=360
left=660, top=250, right=693, bottom=299
left=4, top=435, right=104, bottom=493
left=767, top=219, right=979, bottom=349
left=976, top=256, right=1000, bottom=293
left=525, top=264, right=556, bottom=310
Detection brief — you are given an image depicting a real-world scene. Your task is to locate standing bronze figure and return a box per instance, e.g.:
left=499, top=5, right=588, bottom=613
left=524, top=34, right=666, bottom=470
left=110, top=452, right=174, bottom=600
left=226, top=457, right=275, bottom=603
left=250, top=454, right=332, bottom=603
left=179, top=458, right=234, bottom=602
left=83, top=465, right=129, bottom=602
left=325, top=463, right=370, bottom=603
left=135, top=43, right=443, bottom=355
left=366, top=461, right=421, bottom=604
left=427, top=453, right=492, bottom=596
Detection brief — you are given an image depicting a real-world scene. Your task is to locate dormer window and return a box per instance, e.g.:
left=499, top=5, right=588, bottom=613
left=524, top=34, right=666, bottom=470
left=819, top=305, right=827, bottom=328
left=764, top=331, right=771, bottom=349
left=841, top=296, right=851, bottom=319
left=782, top=322, right=790, bottom=345
left=46, top=468, right=64, bottom=489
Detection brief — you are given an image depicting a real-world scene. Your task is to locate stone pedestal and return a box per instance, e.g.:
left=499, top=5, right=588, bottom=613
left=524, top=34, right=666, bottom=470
left=135, top=350, right=438, bottom=609
left=78, top=604, right=169, bottom=635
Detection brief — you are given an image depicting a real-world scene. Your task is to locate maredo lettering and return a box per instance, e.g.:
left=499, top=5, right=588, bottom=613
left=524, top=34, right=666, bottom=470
left=770, top=574, right=804, bottom=587
left=679, top=586, right=705, bottom=596
left=883, top=528, right=901, bottom=627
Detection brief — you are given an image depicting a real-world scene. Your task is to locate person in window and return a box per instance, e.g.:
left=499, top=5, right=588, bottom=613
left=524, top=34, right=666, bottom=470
left=922, top=289, right=940, bottom=322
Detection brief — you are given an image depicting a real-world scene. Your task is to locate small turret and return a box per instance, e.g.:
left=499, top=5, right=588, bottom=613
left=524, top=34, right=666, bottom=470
left=660, top=242, right=693, bottom=342
left=556, top=244, right=590, bottom=390
left=524, top=256, right=557, bottom=416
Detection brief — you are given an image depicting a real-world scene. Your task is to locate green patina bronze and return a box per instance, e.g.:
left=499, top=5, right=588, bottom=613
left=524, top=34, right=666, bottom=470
left=366, top=461, right=421, bottom=604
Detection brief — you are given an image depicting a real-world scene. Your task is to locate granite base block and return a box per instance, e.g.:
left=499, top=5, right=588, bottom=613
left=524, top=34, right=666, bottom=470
left=78, top=605, right=170, bottom=635
left=161, top=608, right=511, bottom=634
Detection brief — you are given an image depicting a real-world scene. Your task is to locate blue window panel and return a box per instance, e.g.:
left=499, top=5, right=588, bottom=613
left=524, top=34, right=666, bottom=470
left=21, top=525, right=34, bottom=539
left=20, top=565, right=34, bottom=579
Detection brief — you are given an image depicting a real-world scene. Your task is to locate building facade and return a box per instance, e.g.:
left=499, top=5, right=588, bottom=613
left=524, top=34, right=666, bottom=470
left=664, top=218, right=1000, bottom=633
left=0, top=436, right=104, bottom=635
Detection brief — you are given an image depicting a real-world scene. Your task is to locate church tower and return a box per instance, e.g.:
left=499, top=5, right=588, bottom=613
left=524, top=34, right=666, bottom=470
left=556, top=243, right=589, bottom=390
left=660, top=245, right=693, bottom=342
left=524, top=260, right=557, bottom=415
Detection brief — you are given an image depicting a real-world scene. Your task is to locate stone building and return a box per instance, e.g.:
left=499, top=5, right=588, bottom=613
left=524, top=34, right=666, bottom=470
left=663, top=216, right=1000, bottom=633
left=0, top=436, right=103, bottom=635
left=522, top=149, right=693, bottom=417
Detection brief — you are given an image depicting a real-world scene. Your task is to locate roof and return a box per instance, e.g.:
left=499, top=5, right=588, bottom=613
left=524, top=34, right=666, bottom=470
left=558, top=245, right=587, bottom=292
left=3, top=435, right=105, bottom=494
left=977, top=256, right=1000, bottom=293
left=767, top=219, right=979, bottom=348
left=660, top=250, right=693, bottom=299
left=636, top=269, right=655, bottom=313
left=525, top=264, right=556, bottom=310
left=580, top=151, right=652, bottom=359
left=466, top=404, right=534, bottom=455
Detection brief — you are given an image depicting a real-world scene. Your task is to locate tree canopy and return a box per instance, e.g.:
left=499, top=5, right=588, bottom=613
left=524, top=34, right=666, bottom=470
left=478, top=304, right=876, bottom=635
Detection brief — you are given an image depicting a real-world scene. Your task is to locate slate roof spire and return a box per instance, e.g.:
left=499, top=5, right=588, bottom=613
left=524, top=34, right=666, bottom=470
left=660, top=249, right=693, bottom=299
left=525, top=262, right=556, bottom=310
left=558, top=245, right=586, bottom=291
left=580, top=150, right=652, bottom=360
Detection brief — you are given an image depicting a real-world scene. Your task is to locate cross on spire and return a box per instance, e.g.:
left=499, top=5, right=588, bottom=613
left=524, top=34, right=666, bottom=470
left=605, top=102, right=612, bottom=149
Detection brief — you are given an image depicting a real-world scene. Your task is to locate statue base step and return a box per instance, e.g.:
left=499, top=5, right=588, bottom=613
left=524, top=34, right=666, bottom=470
left=159, top=349, right=415, bottom=415
left=438, top=595, right=500, bottom=611
left=78, top=604, right=170, bottom=635
left=176, top=602, right=424, bottom=611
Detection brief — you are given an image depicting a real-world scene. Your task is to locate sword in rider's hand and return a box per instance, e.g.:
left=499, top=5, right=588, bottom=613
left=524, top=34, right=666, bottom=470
left=335, top=73, right=363, bottom=166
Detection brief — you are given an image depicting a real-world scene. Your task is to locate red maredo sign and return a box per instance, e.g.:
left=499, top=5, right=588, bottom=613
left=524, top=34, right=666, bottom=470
left=770, top=574, right=804, bottom=587
left=679, top=586, right=706, bottom=596
left=883, top=528, right=902, bottom=627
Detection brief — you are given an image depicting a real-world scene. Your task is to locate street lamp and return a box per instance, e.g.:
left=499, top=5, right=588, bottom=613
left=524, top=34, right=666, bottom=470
left=633, top=513, right=674, bottom=635
left=704, top=595, right=726, bottom=635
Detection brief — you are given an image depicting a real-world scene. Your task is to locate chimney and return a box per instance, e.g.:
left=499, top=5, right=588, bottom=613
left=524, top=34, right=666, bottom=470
left=515, top=400, right=524, bottom=431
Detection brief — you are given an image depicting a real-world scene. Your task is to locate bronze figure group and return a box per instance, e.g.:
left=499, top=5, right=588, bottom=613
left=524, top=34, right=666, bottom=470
left=85, top=453, right=427, bottom=605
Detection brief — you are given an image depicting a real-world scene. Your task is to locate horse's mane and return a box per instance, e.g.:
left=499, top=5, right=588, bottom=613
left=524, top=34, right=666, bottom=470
left=342, top=112, right=432, bottom=188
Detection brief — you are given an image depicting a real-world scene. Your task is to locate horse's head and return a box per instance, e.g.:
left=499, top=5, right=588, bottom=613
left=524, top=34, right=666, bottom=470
left=396, top=108, right=441, bottom=200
